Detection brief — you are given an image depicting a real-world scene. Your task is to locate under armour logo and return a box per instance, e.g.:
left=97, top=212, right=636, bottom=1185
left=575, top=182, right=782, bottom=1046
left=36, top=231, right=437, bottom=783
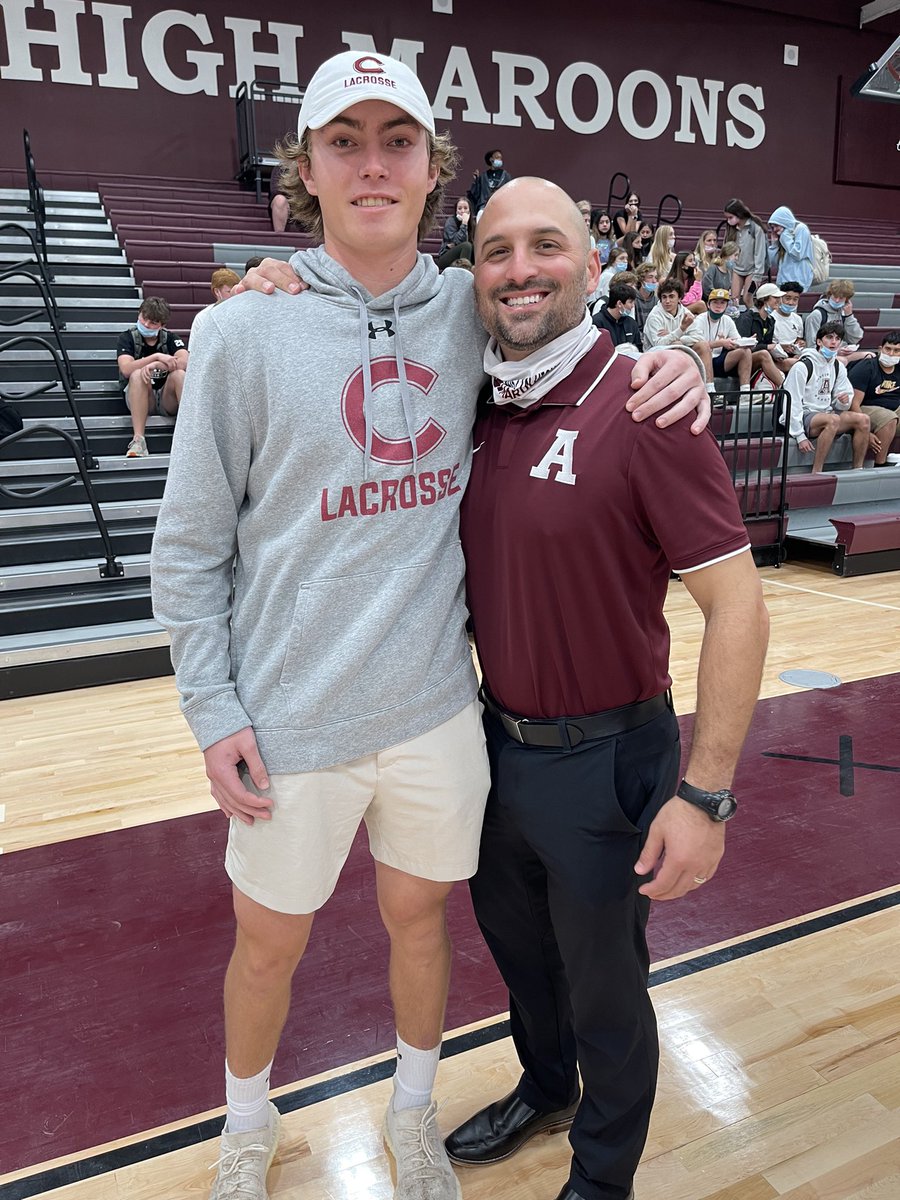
left=368, top=320, right=395, bottom=339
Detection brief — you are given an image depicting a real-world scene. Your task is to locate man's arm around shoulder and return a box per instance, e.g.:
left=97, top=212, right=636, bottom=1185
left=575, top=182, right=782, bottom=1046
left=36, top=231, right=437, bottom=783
left=636, top=550, right=769, bottom=900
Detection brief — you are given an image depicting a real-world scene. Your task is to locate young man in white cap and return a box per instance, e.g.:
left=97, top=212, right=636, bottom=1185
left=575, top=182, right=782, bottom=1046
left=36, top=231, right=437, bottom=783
left=152, top=50, right=707, bottom=1200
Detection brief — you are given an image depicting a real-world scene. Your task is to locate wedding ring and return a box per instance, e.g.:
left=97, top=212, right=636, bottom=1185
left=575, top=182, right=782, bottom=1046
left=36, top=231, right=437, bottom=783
left=692, top=875, right=708, bottom=885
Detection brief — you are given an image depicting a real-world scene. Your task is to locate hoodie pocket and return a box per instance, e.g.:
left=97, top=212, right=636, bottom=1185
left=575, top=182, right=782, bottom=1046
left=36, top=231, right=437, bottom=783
left=278, top=540, right=469, bottom=728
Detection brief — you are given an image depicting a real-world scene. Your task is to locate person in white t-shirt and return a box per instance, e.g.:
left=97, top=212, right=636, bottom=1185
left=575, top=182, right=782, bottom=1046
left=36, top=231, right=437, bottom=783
left=771, top=280, right=806, bottom=370
left=688, top=288, right=752, bottom=392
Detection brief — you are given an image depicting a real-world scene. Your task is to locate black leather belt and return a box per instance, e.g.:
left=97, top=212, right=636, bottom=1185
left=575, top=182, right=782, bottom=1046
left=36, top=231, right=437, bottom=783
left=480, top=688, right=672, bottom=749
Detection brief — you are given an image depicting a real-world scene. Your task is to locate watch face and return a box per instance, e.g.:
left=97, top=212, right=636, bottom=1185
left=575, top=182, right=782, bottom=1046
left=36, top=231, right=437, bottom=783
left=715, top=795, right=737, bottom=820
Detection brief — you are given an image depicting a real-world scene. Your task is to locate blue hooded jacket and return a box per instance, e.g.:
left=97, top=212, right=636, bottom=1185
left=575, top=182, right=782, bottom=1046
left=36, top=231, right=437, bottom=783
left=767, top=205, right=814, bottom=290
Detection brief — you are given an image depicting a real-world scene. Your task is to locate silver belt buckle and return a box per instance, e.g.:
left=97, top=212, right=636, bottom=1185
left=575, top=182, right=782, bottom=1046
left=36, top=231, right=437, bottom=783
left=509, top=715, right=530, bottom=743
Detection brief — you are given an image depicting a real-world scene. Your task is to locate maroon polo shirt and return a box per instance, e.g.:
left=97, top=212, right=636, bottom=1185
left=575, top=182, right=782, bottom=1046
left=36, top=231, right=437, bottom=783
left=460, top=336, right=750, bottom=719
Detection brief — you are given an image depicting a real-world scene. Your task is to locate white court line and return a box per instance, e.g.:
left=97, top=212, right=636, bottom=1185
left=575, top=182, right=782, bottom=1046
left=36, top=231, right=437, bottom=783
left=763, top=578, right=900, bottom=613
left=0, top=804, right=5, bottom=823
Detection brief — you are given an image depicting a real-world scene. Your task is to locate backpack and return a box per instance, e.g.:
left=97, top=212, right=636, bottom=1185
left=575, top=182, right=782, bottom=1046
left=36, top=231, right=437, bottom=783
left=810, top=233, right=831, bottom=285
left=0, top=398, right=24, bottom=439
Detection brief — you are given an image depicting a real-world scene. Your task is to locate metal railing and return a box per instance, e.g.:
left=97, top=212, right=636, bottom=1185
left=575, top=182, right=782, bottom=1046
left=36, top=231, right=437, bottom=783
left=0, top=336, right=94, bottom=466
left=710, top=389, right=791, bottom=563
left=0, top=423, right=123, bottom=579
left=23, top=129, right=51, bottom=278
left=235, top=79, right=306, bottom=200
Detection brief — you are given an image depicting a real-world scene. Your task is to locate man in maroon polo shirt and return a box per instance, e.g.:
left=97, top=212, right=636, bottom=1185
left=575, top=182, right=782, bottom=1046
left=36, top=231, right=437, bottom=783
left=445, top=179, right=770, bottom=1200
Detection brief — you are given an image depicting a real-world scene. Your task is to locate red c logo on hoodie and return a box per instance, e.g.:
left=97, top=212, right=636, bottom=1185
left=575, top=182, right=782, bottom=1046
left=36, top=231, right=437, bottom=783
left=341, top=357, right=446, bottom=464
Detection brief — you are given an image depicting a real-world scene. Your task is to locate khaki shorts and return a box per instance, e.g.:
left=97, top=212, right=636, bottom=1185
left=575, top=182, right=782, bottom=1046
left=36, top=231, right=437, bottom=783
left=225, top=700, right=490, bottom=914
left=861, top=405, right=899, bottom=434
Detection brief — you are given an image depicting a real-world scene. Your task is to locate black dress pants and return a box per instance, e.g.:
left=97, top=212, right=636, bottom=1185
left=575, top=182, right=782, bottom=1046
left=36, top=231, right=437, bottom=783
left=470, top=706, right=680, bottom=1200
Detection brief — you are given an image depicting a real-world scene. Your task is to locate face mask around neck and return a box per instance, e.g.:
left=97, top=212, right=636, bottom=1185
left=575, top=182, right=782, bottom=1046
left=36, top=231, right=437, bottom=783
left=819, top=346, right=837, bottom=360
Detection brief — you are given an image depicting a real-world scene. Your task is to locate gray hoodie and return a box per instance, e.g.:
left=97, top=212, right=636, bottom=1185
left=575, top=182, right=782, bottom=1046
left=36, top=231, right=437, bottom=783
left=151, top=248, right=487, bottom=773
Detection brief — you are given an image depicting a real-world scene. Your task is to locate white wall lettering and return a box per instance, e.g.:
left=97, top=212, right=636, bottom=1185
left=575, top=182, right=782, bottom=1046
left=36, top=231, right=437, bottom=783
left=492, top=51, right=555, bottom=130
left=618, top=70, right=672, bottom=141
left=0, top=0, right=91, bottom=85
left=141, top=10, right=223, bottom=96
left=556, top=61, right=614, bottom=136
left=674, top=76, right=724, bottom=145
left=341, top=31, right=424, bottom=74
left=725, top=83, right=766, bottom=150
left=225, top=18, right=304, bottom=96
left=93, top=2, right=138, bottom=90
left=431, top=44, right=491, bottom=123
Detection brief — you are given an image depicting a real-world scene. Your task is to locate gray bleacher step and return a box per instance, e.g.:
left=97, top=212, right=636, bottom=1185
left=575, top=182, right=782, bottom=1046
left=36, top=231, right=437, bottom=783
left=787, top=497, right=900, bottom=546
left=0, top=274, right=135, bottom=290
left=0, top=497, right=161, bottom=530
left=0, top=235, right=122, bottom=251
left=0, top=454, right=169, bottom=477
left=0, top=188, right=101, bottom=204
left=2, top=379, right=124, bottom=394
left=0, top=252, right=127, bottom=267
left=0, top=551, right=151, bottom=591
left=2, top=322, right=139, bottom=334
left=0, top=618, right=167, bottom=668
left=22, top=415, right=173, bottom=432
left=0, top=295, right=138, bottom=311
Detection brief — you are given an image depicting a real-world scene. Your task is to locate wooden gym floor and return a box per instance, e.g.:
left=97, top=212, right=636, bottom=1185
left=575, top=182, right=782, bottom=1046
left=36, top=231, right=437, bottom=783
left=2, top=561, right=899, bottom=1200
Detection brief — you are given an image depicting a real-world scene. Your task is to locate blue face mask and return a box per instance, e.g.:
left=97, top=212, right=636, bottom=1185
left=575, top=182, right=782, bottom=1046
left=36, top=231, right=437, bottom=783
left=491, top=158, right=503, bottom=169
left=779, top=303, right=796, bottom=315
left=725, top=258, right=736, bottom=270
left=644, top=281, right=657, bottom=293
left=136, top=320, right=159, bottom=338
left=614, top=262, right=627, bottom=273
left=828, top=298, right=845, bottom=310
left=819, top=346, right=837, bottom=360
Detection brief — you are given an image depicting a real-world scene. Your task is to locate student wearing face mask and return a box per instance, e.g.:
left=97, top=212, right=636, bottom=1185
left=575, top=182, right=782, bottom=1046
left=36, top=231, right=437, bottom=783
left=116, top=296, right=188, bottom=458
left=804, top=280, right=870, bottom=364
left=772, top=282, right=806, bottom=369
left=766, top=205, right=814, bottom=290
left=592, top=248, right=631, bottom=307
left=701, top=241, right=738, bottom=303
left=735, top=284, right=786, bottom=389
left=633, top=264, right=660, bottom=332
left=467, top=148, right=512, bottom=219
left=591, top=282, right=643, bottom=353
left=694, top=230, right=719, bottom=275
left=848, top=332, right=900, bottom=467
left=783, top=323, right=864, bottom=474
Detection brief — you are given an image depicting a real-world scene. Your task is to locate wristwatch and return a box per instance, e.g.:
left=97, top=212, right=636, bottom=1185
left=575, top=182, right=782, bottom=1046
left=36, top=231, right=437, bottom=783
left=677, top=779, right=738, bottom=822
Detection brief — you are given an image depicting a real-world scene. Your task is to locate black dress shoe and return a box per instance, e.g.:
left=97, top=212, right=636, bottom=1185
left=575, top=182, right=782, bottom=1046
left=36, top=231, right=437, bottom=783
left=445, top=1089, right=579, bottom=1165
left=552, top=1189, right=634, bottom=1200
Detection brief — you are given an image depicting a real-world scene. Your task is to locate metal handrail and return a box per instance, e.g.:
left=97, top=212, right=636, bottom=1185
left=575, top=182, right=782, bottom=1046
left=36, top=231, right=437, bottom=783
left=0, top=220, right=77, bottom=391
left=0, top=336, right=94, bottom=466
left=23, top=129, right=51, bottom=277
left=655, top=193, right=683, bottom=229
left=0, top=423, right=123, bottom=579
left=235, top=79, right=305, bottom=199
left=606, top=172, right=631, bottom=218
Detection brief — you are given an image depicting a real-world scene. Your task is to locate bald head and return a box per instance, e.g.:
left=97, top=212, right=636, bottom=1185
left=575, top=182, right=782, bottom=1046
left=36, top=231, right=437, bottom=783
left=471, top=177, right=600, bottom=360
left=475, top=177, right=591, bottom=259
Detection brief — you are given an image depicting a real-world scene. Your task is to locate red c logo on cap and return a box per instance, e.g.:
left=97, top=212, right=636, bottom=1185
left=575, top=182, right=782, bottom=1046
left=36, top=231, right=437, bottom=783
left=354, top=56, right=385, bottom=74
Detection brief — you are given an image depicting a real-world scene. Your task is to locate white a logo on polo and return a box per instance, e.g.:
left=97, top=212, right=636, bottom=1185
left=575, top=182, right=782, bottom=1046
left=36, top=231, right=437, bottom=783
left=529, top=429, right=579, bottom=486
left=341, top=356, right=446, bottom=464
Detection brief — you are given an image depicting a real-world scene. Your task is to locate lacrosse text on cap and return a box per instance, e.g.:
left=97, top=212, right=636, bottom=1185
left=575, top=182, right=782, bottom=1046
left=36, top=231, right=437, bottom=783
left=297, top=50, right=436, bottom=139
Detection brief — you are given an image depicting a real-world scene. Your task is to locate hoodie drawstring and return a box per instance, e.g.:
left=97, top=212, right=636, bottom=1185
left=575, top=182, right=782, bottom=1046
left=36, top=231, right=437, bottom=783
left=392, top=295, right=419, bottom=477
left=353, top=291, right=421, bottom=479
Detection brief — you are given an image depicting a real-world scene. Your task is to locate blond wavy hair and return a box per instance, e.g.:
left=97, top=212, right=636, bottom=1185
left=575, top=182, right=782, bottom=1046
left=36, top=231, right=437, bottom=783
left=274, top=129, right=458, bottom=243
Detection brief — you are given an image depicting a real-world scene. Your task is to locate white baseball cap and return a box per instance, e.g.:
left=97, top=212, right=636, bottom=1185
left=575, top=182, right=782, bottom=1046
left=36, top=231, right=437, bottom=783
left=297, top=51, right=435, bottom=139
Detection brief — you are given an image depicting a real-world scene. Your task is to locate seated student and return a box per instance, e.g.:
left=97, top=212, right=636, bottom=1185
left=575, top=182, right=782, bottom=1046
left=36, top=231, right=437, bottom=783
left=613, top=190, right=642, bottom=238
left=633, top=263, right=659, bottom=333
left=767, top=205, right=814, bottom=290
left=848, top=331, right=900, bottom=467
left=643, top=279, right=715, bottom=387
left=694, top=229, right=719, bottom=275
left=772, top=281, right=806, bottom=369
left=689, top=288, right=752, bottom=393
left=591, top=210, right=616, bottom=265
left=784, top=322, right=866, bottom=473
left=702, top=241, right=738, bottom=303
left=668, top=251, right=705, bottom=313
left=621, top=229, right=647, bottom=270
left=591, top=282, right=642, bottom=353
left=804, top=279, right=872, bottom=364
left=636, top=219, right=655, bottom=246
left=591, top=246, right=630, bottom=305
left=437, top=197, right=473, bottom=269
left=648, top=224, right=676, bottom=283
left=116, top=296, right=188, bottom=458
left=190, top=268, right=241, bottom=341
left=736, top=283, right=787, bottom=388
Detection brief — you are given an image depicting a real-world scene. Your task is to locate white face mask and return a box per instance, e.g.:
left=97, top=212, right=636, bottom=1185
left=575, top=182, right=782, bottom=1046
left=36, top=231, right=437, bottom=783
left=880, top=352, right=899, bottom=368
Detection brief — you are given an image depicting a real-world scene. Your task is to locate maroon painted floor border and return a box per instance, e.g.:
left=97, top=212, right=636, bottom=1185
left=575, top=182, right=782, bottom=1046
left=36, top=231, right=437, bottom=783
left=2, top=673, right=899, bottom=1174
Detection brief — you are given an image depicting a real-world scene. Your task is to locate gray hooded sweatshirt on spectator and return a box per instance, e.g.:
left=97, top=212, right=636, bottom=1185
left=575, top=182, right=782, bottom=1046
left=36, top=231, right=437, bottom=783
left=732, top=219, right=767, bottom=282
left=151, top=248, right=486, bottom=774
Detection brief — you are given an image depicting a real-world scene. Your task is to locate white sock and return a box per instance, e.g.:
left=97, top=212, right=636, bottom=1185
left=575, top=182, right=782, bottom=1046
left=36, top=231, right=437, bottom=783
left=391, top=1036, right=441, bottom=1112
left=225, top=1058, right=273, bottom=1133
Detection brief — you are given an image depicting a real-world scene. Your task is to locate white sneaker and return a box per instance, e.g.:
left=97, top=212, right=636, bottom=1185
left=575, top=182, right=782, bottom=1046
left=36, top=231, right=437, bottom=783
left=886, top=453, right=900, bottom=465
left=384, top=1101, right=461, bottom=1200
left=209, top=1103, right=281, bottom=1199
left=125, top=435, right=149, bottom=458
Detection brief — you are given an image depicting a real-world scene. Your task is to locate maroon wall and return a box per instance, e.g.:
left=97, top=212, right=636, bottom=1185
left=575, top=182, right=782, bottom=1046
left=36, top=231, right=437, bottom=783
left=1, top=0, right=898, bottom=219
